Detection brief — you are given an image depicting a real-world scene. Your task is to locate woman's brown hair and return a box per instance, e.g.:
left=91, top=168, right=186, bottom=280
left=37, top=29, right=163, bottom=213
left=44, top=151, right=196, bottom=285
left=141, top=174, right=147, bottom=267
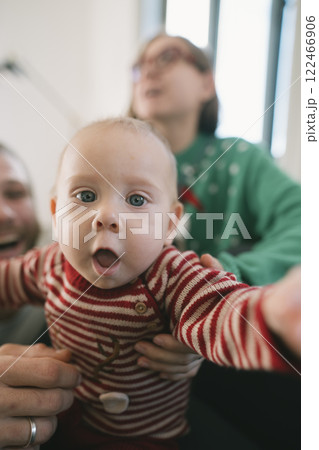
left=128, top=33, right=219, bottom=135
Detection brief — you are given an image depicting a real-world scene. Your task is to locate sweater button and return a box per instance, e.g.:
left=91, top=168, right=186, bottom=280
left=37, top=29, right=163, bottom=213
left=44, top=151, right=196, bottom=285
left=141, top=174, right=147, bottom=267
left=135, top=302, right=147, bottom=314
left=99, top=392, right=129, bottom=414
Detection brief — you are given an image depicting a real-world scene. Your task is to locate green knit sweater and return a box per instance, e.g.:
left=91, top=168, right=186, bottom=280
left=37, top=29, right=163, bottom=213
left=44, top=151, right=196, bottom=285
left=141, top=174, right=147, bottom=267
left=175, top=134, right=301, bottom=285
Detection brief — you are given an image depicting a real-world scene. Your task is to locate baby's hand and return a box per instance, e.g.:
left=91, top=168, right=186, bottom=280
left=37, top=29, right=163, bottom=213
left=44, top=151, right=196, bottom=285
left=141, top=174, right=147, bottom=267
left=261, top=266, right=301, bottom=357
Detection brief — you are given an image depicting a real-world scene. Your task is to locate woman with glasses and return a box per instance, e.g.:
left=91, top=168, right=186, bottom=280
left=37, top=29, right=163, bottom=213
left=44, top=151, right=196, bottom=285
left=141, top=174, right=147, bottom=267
left=130, top=33, right=301, bottom=450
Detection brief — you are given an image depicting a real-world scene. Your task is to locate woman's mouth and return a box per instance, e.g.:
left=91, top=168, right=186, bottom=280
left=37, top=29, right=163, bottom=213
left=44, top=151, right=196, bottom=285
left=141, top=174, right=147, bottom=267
left=145, top=88, right=162, bottom=98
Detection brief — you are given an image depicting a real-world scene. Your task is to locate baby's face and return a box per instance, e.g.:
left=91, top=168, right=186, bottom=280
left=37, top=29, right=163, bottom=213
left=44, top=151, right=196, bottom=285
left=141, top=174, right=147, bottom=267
left=52, top=125, right=182, bottom=289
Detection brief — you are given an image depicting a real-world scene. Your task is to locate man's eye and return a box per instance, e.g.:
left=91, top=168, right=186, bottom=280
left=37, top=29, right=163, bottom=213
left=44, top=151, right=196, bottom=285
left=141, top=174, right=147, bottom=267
left=127, top=194, right=145, bottom=207
left=4, top=190, right=27, bottom=200
left=76, top=191, right=96, bottom=202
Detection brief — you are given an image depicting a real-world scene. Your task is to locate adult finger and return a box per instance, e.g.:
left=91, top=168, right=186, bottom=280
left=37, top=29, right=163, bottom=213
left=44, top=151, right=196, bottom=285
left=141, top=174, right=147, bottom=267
left=0, top=383, right=74, bottom=416
left=135, top=339, right=198, bottom=365
left=0, top=343, right=72, bottom=362
left=159, top=363, right=203, bottom=381
left=137, top=354, right=203, bottom=380
left=0, top=416, right=57, bottom=448
left=199, top=253, right=224, bottom=271
left=153, top=334, right=198, bottom=354
left=0, top=355, right=81, bottom=388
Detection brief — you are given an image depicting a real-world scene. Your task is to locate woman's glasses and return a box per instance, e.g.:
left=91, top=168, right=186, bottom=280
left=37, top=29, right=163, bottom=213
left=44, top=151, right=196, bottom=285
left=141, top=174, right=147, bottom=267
left=132, top=47, right=196, bottom=82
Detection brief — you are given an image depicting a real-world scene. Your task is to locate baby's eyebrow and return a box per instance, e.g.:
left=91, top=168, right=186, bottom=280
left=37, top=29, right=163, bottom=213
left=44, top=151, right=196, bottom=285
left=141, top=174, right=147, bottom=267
left=64, top=174, right=96, bottom=184
left=125, top=173, right=162, bottom=186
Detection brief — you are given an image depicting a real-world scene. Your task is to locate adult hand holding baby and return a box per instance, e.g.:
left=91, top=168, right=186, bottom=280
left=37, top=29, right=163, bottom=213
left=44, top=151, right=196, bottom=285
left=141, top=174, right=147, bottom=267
left=0, top=343, right=81, bottom=449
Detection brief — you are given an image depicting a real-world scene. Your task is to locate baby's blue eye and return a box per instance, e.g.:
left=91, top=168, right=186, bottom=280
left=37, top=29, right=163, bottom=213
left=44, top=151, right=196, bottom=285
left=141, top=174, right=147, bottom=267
left=76, top=191, right=96, bottom=202
left=127, top=194, right=145, bottom=207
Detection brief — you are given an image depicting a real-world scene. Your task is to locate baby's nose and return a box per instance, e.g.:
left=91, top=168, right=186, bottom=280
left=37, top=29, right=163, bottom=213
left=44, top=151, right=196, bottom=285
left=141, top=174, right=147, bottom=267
left=92, top=207, right=119, bottom=233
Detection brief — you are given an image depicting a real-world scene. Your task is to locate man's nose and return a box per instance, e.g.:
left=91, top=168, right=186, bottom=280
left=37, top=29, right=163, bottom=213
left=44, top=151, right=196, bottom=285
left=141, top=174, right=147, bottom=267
left=0, top=197, right=15, bottom=223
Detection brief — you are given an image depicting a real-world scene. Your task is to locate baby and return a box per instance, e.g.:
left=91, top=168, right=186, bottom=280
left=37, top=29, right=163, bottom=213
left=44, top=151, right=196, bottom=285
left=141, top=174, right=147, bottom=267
left=0, top=118, right=298, bottom=450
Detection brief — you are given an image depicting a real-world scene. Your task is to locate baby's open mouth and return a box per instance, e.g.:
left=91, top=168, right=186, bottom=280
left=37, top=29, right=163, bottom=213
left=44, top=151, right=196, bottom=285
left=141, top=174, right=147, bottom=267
left=94, top=249, right=118, bottom=268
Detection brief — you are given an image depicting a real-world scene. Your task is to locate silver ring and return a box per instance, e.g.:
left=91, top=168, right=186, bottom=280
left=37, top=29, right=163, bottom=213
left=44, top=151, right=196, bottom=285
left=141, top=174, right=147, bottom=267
left=23, top=416, right=37, bottom=448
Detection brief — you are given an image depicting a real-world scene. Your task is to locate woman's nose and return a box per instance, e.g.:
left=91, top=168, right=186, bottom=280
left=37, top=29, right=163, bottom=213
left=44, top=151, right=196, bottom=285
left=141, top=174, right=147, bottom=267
left=92, top=207, right=119, bottom=233
left=139, top=60, right=158, bottom=80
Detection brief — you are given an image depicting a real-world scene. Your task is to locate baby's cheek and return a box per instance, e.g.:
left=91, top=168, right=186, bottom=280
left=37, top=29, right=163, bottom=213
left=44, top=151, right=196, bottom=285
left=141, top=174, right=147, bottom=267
left=126, top=234, right=161, bottom=270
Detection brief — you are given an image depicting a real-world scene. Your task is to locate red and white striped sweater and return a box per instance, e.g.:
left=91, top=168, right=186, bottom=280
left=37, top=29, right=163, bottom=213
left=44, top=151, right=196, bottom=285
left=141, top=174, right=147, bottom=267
left=0, top=243, right=290, bottom=439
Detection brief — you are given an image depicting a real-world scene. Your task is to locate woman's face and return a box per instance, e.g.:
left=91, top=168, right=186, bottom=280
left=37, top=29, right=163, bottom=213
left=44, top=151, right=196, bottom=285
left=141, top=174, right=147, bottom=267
left=0, top=152, right=39, bottom=259
left=132, top=36, right=213, bottom=123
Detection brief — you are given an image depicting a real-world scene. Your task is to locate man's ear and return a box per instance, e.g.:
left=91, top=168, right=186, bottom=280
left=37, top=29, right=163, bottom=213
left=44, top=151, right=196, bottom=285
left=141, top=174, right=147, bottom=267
left=164, top=201, right=184, bottom=246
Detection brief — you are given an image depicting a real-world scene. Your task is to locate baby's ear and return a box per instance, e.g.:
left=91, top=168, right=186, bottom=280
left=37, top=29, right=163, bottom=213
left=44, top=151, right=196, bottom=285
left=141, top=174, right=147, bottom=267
left=50, top=197, right=58, bottom=242
left=164, top=201, right=184, bottom=246
left=50, top=197, right=57, bottom=226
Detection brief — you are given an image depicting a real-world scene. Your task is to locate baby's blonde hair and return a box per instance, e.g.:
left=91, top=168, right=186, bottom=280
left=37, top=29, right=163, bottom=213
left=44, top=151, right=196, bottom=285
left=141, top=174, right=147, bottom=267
left=53, top=117, right=179, bottom=200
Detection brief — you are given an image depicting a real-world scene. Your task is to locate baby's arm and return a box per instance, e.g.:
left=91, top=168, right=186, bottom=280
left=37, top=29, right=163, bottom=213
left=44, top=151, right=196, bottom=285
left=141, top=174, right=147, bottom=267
left=134, top=253, right=222, bottom=380
left=164, top=249, right=299, bottom=373
left=0, top=245, right=52, bottom=309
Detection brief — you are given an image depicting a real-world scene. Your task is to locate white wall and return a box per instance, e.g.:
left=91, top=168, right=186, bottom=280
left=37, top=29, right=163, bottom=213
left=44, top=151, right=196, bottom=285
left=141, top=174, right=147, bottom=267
left=0, top=0, right=140, bottom=236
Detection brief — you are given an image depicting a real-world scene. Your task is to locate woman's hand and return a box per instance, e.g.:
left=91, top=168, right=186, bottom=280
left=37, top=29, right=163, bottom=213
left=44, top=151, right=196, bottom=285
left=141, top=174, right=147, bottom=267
left=135, top=335, right=203, bottom=381
left=135, top=254, right=223, bottom=381
left=0, top=343, right=81, bottom=449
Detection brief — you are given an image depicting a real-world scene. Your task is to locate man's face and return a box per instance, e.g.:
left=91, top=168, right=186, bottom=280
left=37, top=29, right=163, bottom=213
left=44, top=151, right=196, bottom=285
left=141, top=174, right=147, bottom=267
left=52, top=125, right=182, bottom=289
left=0, top=153, right=39, bottom=259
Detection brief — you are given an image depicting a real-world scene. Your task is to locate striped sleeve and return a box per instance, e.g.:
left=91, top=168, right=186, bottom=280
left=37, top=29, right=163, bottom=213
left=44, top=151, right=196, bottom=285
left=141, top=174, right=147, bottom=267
left=0, top=243, right=58, bottom=308
left=148, top=247, right=293, bottom=373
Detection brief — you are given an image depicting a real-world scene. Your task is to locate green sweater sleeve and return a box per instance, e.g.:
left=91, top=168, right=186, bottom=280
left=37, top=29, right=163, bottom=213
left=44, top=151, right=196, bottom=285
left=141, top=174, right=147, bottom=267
left=217, top=146, right=300, bottom=285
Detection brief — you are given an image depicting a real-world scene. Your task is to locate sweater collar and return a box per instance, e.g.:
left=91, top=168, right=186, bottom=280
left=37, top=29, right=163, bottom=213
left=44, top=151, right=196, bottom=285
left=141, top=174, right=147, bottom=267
left=63, top=258, right=142, bottom=299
